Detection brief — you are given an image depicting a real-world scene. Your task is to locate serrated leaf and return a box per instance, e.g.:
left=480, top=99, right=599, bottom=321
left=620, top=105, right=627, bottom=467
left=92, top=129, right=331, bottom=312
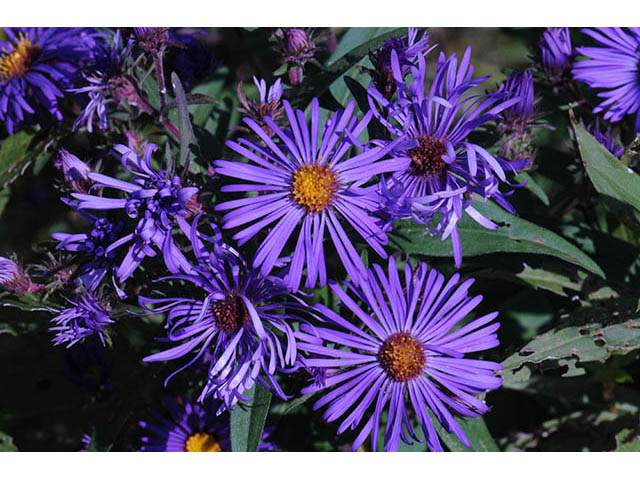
left=230, top=384, right=272, bottom=452
left=0, top=431, right=17, bottom=451
left=291, top=28, right=407, bottom=111
left=572, top=117, right=640, bottom=212
left=0, top=131, right=35, bottom=189
left=501, top=302, right=640, bottom=386
left=389, top=200, right=605, bottom=278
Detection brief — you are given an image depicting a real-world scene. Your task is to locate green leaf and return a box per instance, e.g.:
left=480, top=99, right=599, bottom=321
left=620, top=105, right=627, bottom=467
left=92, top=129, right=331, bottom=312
left=516, top=263, right=586, bottom=297
left=429, top=412, right=499, bottom=452
left=0, top=187, right=11, bottom=218
left=171, top=72, right=196, bottom=171
left=190, top=68, right=228, bottom=127
left=516, top=172, right=550, bottom=206
left=572, top=117, right=640, bottom=212
left=0, top=431, right=17, bottom=451
left=281, top=392, right=317, bottom=416
left=230, top=384, right=272, bottom=452
left=0, top=131, right=35, bottom=189
left=615, top=428, right=640, bottom=452
left=501, top=301, right=640, bottom=386
left=389, top=200, right=605, bottom=278
left=291, top=28, right=407, bottom=111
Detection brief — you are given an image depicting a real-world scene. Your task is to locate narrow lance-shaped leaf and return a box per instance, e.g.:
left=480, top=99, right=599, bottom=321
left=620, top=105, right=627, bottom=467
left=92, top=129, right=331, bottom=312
left=389, top=200, right=605, bottom=278
left=171, top=72, right=196, bottom=172
left=230, top=384, right=272, bottom=452
left=572, top=114, right=640, bottom=212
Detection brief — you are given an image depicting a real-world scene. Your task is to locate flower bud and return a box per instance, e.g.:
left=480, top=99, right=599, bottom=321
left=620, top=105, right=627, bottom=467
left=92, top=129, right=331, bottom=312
left=0, top=256, right=40, bottom=296
left=55, top=149, right=92, bottom=193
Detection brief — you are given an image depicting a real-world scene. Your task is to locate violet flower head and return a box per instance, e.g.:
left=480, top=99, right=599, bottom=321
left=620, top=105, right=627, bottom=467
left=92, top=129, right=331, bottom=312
left=52, top=214, right=124, bottom=293
left=0, top=28, right=92, bottom=135
left=215, top=98, right=404, bottom=291
left=498, top=70, right=535, bottom=129
left=573, top=28, right=640, bottom=131
left=591, top=122, right=625, bottom=159
left=142, top=218, right=303, bottom=412
left=368, top=47, right=525, bottom=267
left=50, top=291, right=114, bottom=348
left=297, top=259, right=503, bottom=452
left=367, top=27, right=435, bottom=98
left=139, top=397, right=275, bottom=452
left=540, top=27, right=573, bottom=83
left=55, top=149, right=93, bottom=193
left=237, top=77, right=284, bottom=136
left=70, top=143, right=198, bottom=284
left=71, top=30, right=135, bottom=132
left=0, top=255, right=39, bottom=296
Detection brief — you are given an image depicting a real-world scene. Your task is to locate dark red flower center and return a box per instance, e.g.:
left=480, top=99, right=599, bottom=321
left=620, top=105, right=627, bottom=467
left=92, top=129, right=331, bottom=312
left=211, top=294, right=249, bottom=334
left=408, top=136, right=448, bottom=177
left=378, top=332, right=426, bottom=382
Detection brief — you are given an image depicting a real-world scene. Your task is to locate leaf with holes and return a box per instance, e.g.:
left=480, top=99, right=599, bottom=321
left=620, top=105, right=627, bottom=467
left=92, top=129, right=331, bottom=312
left=501, top=299, right=640, bottom=386
left=389, top=200, right=605, bottom=278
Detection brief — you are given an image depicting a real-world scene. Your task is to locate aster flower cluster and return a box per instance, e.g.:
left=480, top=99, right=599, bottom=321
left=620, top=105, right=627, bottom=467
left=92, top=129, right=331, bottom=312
left=9, top=26, right=635, bottom=455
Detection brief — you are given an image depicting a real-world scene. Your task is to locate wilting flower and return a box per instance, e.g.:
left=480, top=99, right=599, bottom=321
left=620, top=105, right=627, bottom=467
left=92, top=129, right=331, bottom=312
left=55, top=149, right=93, bottom=193
left=366, top=27, right=435, bottom=98
left=70, top=143, right=197, bottom=284
left=275, top=28, right=317, bottom=85
left=50, top=291, right=114, bottom=348
left=540, top=27, right=573, bottom=83
left=0, top=255, right=40, bottom=296
left=71, top=30, right=135, bottom=132
left=368, top=47, right=524, bottom=267
left=297, top=259, right=503, bottom=452
left=142, top=219, right=303, bottom=411
left=236, top=77, right=284, bottom=136
left=496, top=70, right=538, bottom=168
left=139, top=397, right=275, bottom=452
left=573, top=28, right=640, bottom=131
left=134, top=27, right=169, bottom=54
left=215, top=98, right=404, bottom=291
left=52, top=213, right=124, bottom=293
left=0, top=27, right=91, bottom=135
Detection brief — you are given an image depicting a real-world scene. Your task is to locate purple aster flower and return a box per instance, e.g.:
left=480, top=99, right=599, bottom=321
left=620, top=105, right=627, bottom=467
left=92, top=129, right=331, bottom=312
left=215, top=98, right=404, bottom=291
left=71, top=30, right=135, bottom=132
left=52, top=213, right=124, bottom=293
left=70, top=143, right=198, bottom=284
left=55, top=149, right=93, bottom=193
left=0, top=255, right=40, bottom=295
left=139, top=397, right=275, bottom=452
left=80, top=433, right=93, bottom=451
left=366, top=27, right=435, bottom=99
left=590, top=121, right=625, bottom=159
left=540, top=27, right=573, bottom=83
left=573, top=28, right=640, bottom=131
left=368, top=47, right=524, bottom=267
left=0, top=27, right=92, bottom=135
left=236, top=77, right=284, bottom=136
left=297, top=258, right=503, bottom=452
left=49, top=291, right=114, bottom=348
left=141, top=218, right=303, bottom=411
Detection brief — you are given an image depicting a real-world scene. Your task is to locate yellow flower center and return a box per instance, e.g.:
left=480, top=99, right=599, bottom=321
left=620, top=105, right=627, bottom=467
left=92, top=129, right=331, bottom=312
left=291, top=165, right=338, bottom=214
left=0, top=33, right=40, bottom=82
left=378, top=332, right=426, bottom=382
left=184, top=432, right=222, bottom=452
